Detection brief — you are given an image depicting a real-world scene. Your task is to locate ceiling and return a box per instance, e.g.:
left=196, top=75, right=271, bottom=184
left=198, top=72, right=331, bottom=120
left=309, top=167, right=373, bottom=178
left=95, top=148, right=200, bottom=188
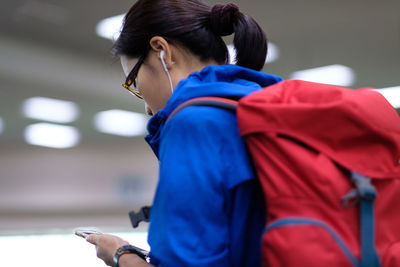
left=0, top=0, right=399, bottom=234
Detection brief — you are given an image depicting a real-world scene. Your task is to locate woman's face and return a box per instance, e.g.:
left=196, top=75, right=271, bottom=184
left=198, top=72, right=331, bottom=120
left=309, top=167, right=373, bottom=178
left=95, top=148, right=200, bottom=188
left=120, top=53, right=173, bottom=116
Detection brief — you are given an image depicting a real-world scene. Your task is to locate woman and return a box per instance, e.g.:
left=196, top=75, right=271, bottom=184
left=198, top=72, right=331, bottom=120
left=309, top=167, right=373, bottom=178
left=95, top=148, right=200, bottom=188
left=86, top=0, right=283, bottom=266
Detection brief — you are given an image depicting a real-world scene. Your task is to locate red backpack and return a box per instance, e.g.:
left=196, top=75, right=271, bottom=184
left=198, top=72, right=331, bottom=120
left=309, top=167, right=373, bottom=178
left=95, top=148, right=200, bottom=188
left=170, top=80, right=400, bottom=267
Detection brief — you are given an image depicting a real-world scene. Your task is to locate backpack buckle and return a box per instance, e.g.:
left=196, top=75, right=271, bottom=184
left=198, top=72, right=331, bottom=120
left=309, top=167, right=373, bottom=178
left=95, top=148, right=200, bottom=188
left=342, top=172, right=377, bottom=207
left=129, top=206, right=151, bottom=228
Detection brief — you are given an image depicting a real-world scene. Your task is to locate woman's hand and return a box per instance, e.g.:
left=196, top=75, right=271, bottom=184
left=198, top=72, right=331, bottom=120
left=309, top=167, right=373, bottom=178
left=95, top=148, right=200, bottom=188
left=86, top=234, right=129, bottom=266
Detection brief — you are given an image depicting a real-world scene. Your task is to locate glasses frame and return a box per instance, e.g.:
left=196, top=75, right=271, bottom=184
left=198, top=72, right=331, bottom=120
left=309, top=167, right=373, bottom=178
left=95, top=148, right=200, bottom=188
left=122, top=52, right=148, bottom=99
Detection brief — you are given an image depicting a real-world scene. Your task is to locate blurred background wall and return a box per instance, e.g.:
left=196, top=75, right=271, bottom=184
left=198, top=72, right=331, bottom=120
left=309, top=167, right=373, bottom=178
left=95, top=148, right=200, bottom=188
left=0, top=0, right=399, bottom=235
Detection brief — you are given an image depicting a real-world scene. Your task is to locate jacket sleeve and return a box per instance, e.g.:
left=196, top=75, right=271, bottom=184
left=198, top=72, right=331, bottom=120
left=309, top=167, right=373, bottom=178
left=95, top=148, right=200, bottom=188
left=147, top=106, right=255, bottom=267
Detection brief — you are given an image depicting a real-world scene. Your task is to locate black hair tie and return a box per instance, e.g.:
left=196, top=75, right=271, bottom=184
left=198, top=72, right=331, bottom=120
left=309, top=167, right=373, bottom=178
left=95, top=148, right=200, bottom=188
left=210, top=3, right=240, bottom=36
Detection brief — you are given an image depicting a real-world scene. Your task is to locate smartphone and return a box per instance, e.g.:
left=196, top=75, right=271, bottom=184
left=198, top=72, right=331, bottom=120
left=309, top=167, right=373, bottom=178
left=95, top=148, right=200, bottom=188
left=74, top=228, right=103, bottom=238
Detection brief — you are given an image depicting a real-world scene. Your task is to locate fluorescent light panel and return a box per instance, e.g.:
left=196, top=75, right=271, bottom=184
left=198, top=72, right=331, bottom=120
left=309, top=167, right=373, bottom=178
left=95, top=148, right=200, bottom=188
left=24, top=123, right=80, bottom=149
left=23, top=97, right=79, bottom=123
left=265, top=43, right=280, bottom=64
left=94, top=109, right=148, bottom=137
left=227, top=45, right=236, bottom=64
left=375, top=86, right=400, bottom=109
left=227, top=43, right=280, bottom=65
left=289, top=64, right=356, bottom=87
left=96, top=14, right=125, bottom=41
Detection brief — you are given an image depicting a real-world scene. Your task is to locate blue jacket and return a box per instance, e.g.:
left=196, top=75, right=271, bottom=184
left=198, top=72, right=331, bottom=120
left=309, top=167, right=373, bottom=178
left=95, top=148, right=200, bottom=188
left=145, top=64, right=282, bottom=266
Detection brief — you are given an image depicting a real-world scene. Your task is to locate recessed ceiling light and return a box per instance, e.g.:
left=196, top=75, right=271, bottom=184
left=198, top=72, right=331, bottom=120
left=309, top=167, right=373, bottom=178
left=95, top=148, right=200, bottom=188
left=375, top=86, right=400, bottom=109
left=22, top=97, right=79, bottom=123
left=227, top=43, right=280, bottom=65
left=0, top=117, right=4, bottom=134
left=96, top=14, right=125, bottom=41
left=289, top=64, right=356, bottom=87
left=94, top=110, right=148, bottom=137
left=24, top=123, right=80, bottom=149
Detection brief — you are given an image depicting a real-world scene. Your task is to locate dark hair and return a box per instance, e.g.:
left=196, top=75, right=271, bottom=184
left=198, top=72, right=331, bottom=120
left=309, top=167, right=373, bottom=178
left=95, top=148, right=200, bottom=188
left=113, top=0, right=267, bottom=71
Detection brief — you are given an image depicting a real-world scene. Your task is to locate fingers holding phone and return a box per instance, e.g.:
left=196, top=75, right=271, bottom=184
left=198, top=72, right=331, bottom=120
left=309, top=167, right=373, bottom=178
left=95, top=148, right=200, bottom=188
left=77, top=230, right=129, bottom=266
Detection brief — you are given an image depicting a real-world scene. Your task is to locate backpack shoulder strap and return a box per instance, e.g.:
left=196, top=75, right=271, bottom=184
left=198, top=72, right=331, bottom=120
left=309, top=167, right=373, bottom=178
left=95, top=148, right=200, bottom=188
left=167, top=97, right=238, bottom=122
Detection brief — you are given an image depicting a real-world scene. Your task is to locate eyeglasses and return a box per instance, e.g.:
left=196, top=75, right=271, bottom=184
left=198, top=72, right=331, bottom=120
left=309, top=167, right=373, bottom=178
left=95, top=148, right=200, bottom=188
left=122, top=53, right=147, bottom=99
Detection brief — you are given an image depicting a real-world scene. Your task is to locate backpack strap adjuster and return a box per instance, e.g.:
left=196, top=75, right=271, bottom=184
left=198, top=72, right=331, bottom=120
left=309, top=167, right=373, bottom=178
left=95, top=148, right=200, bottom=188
left=342, top=172, right=377, bottom=207
left=129, top=206, right=151, bottom=228
left=342, top=172, right=381, bottom=267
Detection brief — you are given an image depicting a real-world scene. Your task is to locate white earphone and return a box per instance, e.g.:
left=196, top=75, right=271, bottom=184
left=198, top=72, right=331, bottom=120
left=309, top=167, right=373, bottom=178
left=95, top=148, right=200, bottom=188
left=160, top=50, right=169, bottom=72
left=159, top=50, right=174, bottom=94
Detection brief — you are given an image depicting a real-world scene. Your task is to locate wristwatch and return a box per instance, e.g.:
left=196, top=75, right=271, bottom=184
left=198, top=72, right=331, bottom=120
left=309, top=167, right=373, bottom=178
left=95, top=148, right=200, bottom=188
left=113, top=245, right=149, bottom=267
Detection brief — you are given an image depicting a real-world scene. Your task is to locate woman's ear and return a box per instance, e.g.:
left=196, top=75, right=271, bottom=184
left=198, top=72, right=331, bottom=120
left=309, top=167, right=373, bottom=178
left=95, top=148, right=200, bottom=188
left=149, top=36, right=173, bottom=69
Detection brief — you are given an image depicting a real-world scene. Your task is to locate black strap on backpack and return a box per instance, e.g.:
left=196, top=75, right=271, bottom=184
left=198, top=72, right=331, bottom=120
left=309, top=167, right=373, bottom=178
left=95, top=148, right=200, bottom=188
left=129, top=206, right=151, bottom=228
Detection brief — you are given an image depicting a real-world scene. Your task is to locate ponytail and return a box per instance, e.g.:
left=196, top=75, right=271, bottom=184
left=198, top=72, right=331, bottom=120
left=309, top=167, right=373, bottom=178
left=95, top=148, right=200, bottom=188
left=233, top=14, right=268, bottom=70
left=209, top=3, right=267, bottom=71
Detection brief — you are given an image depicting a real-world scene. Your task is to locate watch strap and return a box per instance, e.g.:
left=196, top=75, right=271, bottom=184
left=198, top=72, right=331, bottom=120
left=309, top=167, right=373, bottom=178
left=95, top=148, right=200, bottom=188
left=113, top=245, right=149, bottom=267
